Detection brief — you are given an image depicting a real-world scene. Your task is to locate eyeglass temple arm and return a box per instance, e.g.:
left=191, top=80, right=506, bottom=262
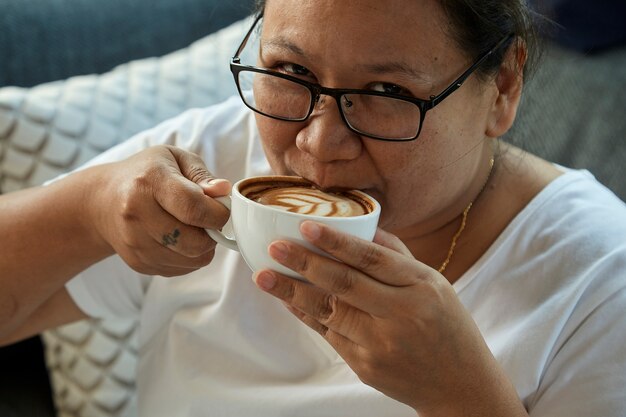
left=428, top=33, right=515, bottom=109
left=233, top=13, right=264, bottom=64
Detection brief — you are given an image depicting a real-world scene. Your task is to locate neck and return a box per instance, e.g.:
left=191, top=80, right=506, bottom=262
left=391, top=146, right=497, bottom=282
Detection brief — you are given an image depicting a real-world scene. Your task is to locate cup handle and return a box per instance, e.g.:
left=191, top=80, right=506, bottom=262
left=206, top=196, right=239, bottom=252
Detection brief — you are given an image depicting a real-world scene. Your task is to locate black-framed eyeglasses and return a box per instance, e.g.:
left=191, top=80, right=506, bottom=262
left=230, top=13, right=514, bottom=142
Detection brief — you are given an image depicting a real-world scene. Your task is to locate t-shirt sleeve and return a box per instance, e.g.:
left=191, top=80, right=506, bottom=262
left=528, top=272, right=626, bottom=416
left=66, top=255, right=150, bottom=319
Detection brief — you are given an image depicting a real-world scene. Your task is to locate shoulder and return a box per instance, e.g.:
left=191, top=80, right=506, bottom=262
left=460, top=156, right=626, bottom=315
left=467, top=164, right=626, bottom=316
left=489, top=144, right=626, bottom=258
left=459, top=162, right=626, bottom=411
left=526, top=168, right=626, bottom=246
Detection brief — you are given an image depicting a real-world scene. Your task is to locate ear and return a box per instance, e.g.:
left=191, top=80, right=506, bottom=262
left=485, top=40, right=527, bottom=138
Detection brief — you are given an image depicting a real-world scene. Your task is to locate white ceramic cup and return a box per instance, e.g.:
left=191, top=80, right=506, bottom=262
left=206, top=176, right=381, bottom=280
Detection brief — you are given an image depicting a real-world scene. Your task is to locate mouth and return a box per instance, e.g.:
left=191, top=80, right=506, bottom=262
left=295, top=173, right=367, bottom=194
left=280, top=162, right=377, bottom=195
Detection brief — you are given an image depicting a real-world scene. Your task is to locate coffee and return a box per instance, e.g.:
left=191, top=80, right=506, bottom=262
left=239, top=177, right=373, bottom=217
left=207, top=175, right=381, bottom=279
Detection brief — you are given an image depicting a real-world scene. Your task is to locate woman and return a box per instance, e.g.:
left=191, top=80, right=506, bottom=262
left=1, top=0, right=625, bottom=416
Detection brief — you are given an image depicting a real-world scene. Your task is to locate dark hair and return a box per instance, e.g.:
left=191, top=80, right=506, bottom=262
left=253, top=0, right=542, bottom=81
left=438, top=0, right=542, bottom=81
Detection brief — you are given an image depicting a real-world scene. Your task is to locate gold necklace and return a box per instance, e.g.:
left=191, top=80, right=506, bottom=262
left=438, top=156, right=495, bottom=274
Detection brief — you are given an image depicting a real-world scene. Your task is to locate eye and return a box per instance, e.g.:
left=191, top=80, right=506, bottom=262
left=370, top=82, right=411, bottom=96
left=278, top=63, right=313, bottom=78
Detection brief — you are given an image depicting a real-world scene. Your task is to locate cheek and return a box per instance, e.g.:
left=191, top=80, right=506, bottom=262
left=417, top=94, right=490, bottom=164
left=256, top=115, right=301, bottom=172
left=367, top=145, right=435, bottom=214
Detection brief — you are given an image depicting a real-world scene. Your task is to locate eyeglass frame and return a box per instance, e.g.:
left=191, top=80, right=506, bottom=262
left=230, top=12, right=515, bottom=142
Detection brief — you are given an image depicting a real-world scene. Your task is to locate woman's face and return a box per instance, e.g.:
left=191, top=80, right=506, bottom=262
left=255, top=0, right=503, bottom=237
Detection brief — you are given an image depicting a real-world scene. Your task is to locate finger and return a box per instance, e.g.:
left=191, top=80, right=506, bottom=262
left=285, top=303, right=363, bottom=357
left=170, top=147, right=232, bottom=197
left=299, top=221, right=432, bottom=287
left=167, top=146, right=219, bottom=188
left=373, top=228, right=413, bottom=257
left=267, top=241, right=393, bottom=316
left=125, top=242, right=216, bottom=276
left=154, top=170, right=230, bottom=230
left=201, top=178, right=232, bottom=198
left=255, top=269, right=375, bottom=345
left=132, top=198, right=217, bottom=258
left=156, top=223, right=216, bottom=257
left=168, top=146, right=233, bottom=198
left=149, top=146, right=231, bottom=229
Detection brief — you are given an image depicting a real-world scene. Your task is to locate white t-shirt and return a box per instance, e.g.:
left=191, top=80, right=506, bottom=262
left=67, top=96, right=626, bottom=417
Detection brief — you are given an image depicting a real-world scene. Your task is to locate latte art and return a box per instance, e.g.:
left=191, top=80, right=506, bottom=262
left=256, top=187, right=368, bottom=217
left=240, top=179, right=372, bottom=217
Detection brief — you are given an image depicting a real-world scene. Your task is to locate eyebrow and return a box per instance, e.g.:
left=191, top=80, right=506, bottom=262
left=357, top=62, right=431, bottom=84
left=262, top=37, right=307, bottom=58
left=262, top=37, right=431, bottom=84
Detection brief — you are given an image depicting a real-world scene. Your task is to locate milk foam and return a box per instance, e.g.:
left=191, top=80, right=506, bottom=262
left=253, top=186, right=368, bottom=217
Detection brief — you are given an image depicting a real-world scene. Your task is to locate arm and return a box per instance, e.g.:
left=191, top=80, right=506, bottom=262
left=0, top=145, right=231, bottom=345
left=0, top=168, right=111, bottom=343
left=0, top=288, right=87, bottom=347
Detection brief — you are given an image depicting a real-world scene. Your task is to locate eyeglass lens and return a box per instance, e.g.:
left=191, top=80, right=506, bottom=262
left=237, top=70, right=422, bottom=140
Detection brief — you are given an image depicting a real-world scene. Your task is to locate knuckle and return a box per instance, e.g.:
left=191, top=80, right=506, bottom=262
left=118, top=190, right=142, bottom=222
left=360, top=244, right=382, bottom=271
left=355, top=353, right=382, bottom=386
left=123, top=254, right=149, bottom=274
left=279, top=278, right=298, bottom=303
left=317, top=324, right=330, bottom=338
left=317, top=294, right=338, bottom=323
left=190, top=248, right=216, bottom=268
left=326, top=230, right=346, bottom=254
left=297, top=252, right=312, bottom=275
left=195, top=235, right=217, bottom=255
left=304, top=314, right=330, bottom=338
left=178, top=193, right=208, bottom=226
left=134, top=164, right=163, bottom=189
left=186, top=164, right=212, bottom=184
left=329, top=267, right=356, bottom=296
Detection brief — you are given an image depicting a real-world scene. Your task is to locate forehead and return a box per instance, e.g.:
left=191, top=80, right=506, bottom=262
left=261, top=0, right=457, bottom=67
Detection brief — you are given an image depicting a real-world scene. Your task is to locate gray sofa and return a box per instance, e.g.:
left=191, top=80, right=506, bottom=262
left=0, top=0, right=255, bottom=88
left=0, top=2, right=624, bottom=417
left=507, top=43, right=626, bottom=201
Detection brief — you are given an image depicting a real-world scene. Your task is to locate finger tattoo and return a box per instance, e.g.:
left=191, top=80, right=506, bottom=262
left=162, top=228, right=181, bottom=247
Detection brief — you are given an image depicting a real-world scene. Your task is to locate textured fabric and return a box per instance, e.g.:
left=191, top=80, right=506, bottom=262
left=0, top=17, right=253, bottom=193
left=66, top=97, right=626, bottom=417
left=505, top=43, right=626, bottom=202
left=0, top=0, right=255, bottom=88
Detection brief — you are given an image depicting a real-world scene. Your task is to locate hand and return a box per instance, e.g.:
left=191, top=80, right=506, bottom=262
left=254, top=221, right=526, bottom=416
left=88, top=145, right=231, bottom=277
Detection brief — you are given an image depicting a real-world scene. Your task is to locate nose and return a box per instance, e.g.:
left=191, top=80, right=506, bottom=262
left=295, top=93, right=362, bottom=162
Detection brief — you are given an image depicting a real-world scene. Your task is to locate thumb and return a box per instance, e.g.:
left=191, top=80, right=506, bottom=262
left=168, top=146, right=231, bottom=197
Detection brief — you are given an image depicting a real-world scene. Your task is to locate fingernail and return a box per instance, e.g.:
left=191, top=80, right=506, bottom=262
left=256, top=271, right=277, bottom=290
left=301, top=221, right=321, bottom=241
left=269, top=242, right=289, bottom=261
left=204, top=178, right=229, bottom=188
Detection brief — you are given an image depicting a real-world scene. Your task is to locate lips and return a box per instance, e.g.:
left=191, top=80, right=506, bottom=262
left=284, top=169, right=367, bottom=194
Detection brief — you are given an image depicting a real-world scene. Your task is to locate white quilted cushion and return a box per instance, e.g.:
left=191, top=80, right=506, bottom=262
left=0, top=17, right=252, bottom=417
